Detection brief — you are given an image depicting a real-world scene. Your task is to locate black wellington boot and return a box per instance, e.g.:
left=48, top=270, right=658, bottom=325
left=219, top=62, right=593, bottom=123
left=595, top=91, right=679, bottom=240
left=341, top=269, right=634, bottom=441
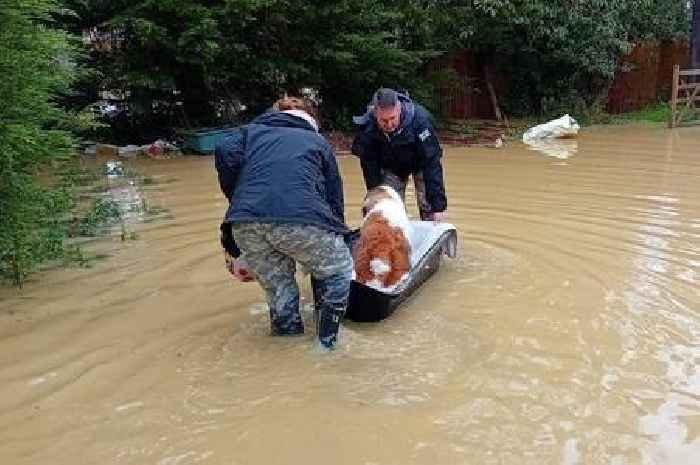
left=316, top=303, right=345, bottom=349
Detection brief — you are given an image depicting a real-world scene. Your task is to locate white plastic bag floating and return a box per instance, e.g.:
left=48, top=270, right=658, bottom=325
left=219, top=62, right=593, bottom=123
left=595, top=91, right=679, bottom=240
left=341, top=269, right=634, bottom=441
left=522, top=114, right=580, bottom=143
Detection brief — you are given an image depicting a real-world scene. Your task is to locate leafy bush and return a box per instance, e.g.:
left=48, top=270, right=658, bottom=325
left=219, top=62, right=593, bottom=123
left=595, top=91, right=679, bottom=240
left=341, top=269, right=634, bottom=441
left=0, top=0, right=78, bottom=286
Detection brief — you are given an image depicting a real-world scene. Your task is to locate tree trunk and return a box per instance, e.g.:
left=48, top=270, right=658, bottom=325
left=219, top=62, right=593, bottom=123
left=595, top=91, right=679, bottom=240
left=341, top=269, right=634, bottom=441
left=692, top=0, right=700, bottom=69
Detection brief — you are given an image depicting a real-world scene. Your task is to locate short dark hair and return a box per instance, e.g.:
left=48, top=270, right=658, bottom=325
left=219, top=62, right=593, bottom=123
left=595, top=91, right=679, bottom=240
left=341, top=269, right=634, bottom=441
left=372, top=88, right=399, bottom=110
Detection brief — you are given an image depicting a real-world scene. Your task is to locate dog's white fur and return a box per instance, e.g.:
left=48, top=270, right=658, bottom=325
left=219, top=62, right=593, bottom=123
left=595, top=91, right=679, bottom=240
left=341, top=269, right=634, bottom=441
left=363, top=193, right=410, bottom=231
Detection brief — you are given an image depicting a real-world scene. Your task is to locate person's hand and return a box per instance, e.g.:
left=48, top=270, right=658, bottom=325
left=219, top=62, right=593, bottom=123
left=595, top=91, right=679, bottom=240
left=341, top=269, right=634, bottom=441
left=431, top=210, right=448, bottom=222
left=224, top=252, right=255, bottom=282
left=233, top=259, right=255, bottom=282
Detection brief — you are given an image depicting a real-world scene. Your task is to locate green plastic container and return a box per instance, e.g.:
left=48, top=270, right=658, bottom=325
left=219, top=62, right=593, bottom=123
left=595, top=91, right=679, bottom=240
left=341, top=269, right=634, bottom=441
left=181, top=127, right=236, bottom=154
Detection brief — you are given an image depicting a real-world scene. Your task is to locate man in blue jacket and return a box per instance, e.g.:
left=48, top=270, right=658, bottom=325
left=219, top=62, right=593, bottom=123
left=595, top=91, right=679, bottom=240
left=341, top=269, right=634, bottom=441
left=352, top=88, right=448, bottom=221
left=215, top=97, right=352, bottom=349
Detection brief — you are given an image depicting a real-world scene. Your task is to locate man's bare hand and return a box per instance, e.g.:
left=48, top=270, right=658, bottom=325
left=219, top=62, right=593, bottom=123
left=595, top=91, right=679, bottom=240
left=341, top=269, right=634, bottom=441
left=225, top=252, right=255, bottom=282
left=431, top=210, right=448, bottom=222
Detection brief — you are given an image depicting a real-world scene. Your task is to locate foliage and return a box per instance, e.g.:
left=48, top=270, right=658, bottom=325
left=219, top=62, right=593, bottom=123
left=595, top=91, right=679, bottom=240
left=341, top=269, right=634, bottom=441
left=72, top=197, right=122, bottom=236
left=59, top=0, right=692, bottom=130
left=620, top=0, right=692, bottom=41
left=62, top=0, right=444, bottom=132
left=0, top=0, right=79, bottom=286
left=429, top=0, right=692, bottom=115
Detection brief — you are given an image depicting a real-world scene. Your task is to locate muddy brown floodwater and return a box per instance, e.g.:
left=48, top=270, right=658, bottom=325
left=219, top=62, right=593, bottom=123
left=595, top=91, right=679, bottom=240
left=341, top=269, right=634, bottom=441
left=1, top=124, right=699, bottom=465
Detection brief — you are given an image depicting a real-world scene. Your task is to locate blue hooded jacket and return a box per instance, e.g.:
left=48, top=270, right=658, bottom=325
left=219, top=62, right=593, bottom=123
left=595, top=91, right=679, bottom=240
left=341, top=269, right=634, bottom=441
left=351, top=92, right=447, bottom=213
left=215, top=111, right=347, bottom=257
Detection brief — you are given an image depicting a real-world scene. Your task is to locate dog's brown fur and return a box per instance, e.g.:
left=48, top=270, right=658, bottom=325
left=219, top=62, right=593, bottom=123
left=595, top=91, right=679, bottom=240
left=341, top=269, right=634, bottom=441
left=353, top=188, right=411, bottom=287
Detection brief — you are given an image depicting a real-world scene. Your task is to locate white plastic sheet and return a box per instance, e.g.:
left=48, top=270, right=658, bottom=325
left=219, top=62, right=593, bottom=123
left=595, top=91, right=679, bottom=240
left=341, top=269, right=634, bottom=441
left=523, top=114, right=580, bottom=159
left=522, top=114, right=580, bottom=143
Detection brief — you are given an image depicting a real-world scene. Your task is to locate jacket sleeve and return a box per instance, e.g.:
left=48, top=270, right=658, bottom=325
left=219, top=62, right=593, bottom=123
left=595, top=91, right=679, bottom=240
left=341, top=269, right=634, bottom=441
left=351, top=131, right=382, bottom=190
left=322, top=144, right=346, bottom=223
left=416, top=121, right=447, bottom=212
left=220, top=222, right=242, bottom=258
left=214, top=129, right=246, bottom=258
left=214, top=128, right=246, bottom=201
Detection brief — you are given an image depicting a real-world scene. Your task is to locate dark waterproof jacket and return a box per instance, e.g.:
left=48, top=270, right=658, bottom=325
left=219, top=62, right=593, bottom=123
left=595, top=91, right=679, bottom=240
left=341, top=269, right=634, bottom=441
left=351, top=94, right=447, bottom=213
left=215, top=112, right=347, bottom=256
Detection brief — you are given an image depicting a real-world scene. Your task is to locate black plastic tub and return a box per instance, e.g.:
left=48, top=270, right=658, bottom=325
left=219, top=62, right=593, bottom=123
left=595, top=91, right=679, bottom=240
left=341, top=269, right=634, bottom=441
left=343, top=221, right=457, bottom=322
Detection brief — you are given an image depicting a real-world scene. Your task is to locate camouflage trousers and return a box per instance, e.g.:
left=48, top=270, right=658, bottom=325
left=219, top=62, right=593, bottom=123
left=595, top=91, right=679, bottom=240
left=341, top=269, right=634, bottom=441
left=382, top=171, right=433, bottom=220
left=231, top=222, right=353, bottom=348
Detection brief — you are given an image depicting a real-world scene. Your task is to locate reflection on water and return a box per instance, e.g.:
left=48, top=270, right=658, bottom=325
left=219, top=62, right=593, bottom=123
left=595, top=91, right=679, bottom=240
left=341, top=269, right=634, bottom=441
left=525, top=138, right=578, bottom=159
left=105, top=170, right=145, bottom=224
left=1, top=125, right=699, bottom=465
left=639, top=343, right=700, bottom=465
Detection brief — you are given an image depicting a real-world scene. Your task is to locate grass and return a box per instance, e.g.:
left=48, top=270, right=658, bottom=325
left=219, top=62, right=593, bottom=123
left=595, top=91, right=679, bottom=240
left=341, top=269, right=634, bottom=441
left=500, top=101, right=697, bottom=141
left=608, top=102, right=672, bottom=124
left=502, top=117, right=539, bottom=141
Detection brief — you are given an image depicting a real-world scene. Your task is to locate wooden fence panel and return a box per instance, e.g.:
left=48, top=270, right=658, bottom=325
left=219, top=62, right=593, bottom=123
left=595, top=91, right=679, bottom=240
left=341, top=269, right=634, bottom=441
left=669, top=64, right=700, bottom=128
left=430, top=40, right=689, bottom=120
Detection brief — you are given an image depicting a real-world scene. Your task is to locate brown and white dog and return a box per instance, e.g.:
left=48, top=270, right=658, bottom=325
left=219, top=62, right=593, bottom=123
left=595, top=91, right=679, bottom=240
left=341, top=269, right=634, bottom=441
left=353, top=186, right=412, bottom=289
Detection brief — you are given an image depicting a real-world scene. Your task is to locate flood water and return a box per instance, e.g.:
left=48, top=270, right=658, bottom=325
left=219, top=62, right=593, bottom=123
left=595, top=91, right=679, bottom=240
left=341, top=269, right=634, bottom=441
left=1, top=124, right=699, bottom=465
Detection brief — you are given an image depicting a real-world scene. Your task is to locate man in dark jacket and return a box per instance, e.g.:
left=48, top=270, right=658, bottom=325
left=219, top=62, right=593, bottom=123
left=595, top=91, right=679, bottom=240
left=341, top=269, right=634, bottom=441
left=351, top=88, right=448, bottom=221
left=215, top=97, right=352, bottom=349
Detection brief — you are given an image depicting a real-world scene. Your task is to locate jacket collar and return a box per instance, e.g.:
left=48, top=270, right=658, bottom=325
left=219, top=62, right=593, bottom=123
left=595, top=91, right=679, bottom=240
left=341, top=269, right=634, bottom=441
left=282, top=110, right=318, bottom=132
left=252, top=111, right=318, bottom=132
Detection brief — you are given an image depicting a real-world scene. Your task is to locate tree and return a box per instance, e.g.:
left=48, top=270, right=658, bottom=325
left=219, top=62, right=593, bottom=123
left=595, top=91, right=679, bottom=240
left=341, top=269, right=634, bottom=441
left=62, top=0, right=692, bottom=127
left=63, top=0, right=442, bottom=131
left=0, top=0, right=77, bottom=286
left=692, top=0, right=700, bottom=68
left=429, top=0, right=692, bottom=115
